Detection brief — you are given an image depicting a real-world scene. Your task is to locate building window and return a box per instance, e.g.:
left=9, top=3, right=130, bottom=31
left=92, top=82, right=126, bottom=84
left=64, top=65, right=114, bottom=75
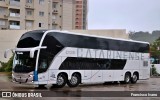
left=39, top=23, right=44, bottom=27
left=26, top=0, right=32, bottom=3
left=76, top=1, right=82, bottom=4
left=27, top=10, right=32, bottom=15
left=26, top=21, right=33, bottom=28
left=0, top=20, right=5, bottom=26
left=39, top=23, right=41, bottom=27
left=10, top=21, right=20, bottom=25
left=52, top=25, right=56, bottom=29
left=52, top=15, right=56, bottom=19
left=39, top=11, right=44, bottom=16
left=39, top=0, right=44, bottom=5
left=12, top=0, right=20, bottom=2
left=52, top=2, right=57, bottom=8
left=0, top=7, right=5, bottom=15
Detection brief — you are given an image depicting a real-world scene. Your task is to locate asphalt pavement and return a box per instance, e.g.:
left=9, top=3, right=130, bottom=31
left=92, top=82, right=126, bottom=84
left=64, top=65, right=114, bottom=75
left=0, top=73, right=160, bottom=100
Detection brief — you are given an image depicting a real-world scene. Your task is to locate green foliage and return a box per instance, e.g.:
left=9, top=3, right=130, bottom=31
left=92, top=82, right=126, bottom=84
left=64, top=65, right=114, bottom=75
left=0, top=63, right=5, bottom=72
left=0, top=54, right=14, bottom=72
left=129, top=30, right=160, bottom=61
left=150, top=37, right=160, bottom=59
left=151, top=65, right=159, bottom=76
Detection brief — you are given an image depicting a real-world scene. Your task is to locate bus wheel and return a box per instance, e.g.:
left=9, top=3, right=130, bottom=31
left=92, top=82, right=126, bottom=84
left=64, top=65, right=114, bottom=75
left=56, top=74, right=67, bottom=88
left=131, top=73, right=138, bottom=84
left=36, top=85, right=46, bottom=89
left=67, top=74, right=80, bottom=87
left=123, top=73, right=131, bottom=84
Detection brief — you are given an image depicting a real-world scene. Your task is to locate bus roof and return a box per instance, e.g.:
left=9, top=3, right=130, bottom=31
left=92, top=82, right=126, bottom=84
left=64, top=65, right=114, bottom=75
left=31, top=30, right=150, bottom=45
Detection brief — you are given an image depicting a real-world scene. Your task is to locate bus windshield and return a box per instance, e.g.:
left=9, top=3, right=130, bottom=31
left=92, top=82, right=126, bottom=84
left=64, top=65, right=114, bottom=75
left=13, top=52, right=37, bottom=73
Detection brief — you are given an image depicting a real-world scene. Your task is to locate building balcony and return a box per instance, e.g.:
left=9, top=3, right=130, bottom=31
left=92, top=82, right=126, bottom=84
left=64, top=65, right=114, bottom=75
left=52, top=10, right=58, bottom=14
left=8, top=17, right=20, bottom=21
left=25, top=25, right=33, bottom=30
left=0, top=14, right=8, bottom=19
left=25, top=16, right=34, bottom=21
left=0, top=25, right=8, bottom=29
left=52, top=20, right=58, bottom=25
left=0, top=1, right=8, bottom=8
left=52, top=0, right=59, bottom=3
left=9, top=25, right=20, bottom=29
left=9, top=1, right=20, bottom=7
left=9, top=13, right=20, bottom=17
left=25, top=3, right=34, bottom=9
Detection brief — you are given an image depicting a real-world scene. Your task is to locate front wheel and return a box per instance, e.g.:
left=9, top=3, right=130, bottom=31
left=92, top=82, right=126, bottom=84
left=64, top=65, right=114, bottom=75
left=67, top=74, right=80, bottom=87
left=36, top=84, right=46, bottom=89
left=131, top=73, right=138, bottom=84
left=55, top=74, right=67, bottom=88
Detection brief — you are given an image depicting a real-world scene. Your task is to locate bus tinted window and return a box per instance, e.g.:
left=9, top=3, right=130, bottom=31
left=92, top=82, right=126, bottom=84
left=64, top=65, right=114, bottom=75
left=38, top=33, right=63, bottom=73
left=17, top=30, right=46, bottom=48
left=53, top=32, right=149, bottom=53
left=59, top=57, right=127, bottom=70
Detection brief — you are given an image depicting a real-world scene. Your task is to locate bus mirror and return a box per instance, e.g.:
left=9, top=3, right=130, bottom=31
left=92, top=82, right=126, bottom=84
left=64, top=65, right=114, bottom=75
left=4, top=49, right=15, bottom=58
left=30, top=50, right=35, bottom=58
left=30, top=46, right=47, bottom=58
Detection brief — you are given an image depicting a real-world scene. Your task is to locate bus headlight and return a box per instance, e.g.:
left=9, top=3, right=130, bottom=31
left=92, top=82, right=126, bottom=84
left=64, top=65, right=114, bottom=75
left=12, top=74, right=14, bottom=77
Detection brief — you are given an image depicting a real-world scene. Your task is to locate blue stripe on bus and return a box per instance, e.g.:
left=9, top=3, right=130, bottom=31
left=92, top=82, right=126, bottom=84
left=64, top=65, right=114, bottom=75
left=34, top=71, right=38, bottom=81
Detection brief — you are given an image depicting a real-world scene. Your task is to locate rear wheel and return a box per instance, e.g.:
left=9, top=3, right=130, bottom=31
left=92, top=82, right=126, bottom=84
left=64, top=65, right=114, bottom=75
left=131, top=73, right=138, bottom=84
left=67, top=74, right=80, bottom=87
left=55, top=74, right=67, bottom=88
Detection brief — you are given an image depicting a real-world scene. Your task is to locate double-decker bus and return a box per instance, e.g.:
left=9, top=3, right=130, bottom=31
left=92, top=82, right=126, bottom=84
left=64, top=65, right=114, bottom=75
left=4, top=30, right=150, bottom=88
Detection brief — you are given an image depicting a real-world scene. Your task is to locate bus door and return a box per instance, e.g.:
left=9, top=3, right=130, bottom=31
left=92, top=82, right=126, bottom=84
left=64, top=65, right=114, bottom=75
left=38, top=59, right=49, bottom=84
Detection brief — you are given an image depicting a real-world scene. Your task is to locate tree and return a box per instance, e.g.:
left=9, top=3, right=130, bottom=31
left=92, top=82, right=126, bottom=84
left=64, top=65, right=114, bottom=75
left=151, top=65, right=159, bottom=76
left=0, top=53, right=14, bottom=72
left=150, top=37, right=160, bottom=60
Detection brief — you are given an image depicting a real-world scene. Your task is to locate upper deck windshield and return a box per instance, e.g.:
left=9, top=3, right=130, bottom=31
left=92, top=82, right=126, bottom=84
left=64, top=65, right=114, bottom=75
left=17, top=30, right=46, bottom=48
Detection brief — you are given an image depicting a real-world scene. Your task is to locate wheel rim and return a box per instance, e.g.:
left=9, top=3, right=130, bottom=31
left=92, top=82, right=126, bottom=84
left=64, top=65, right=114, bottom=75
left=133, top=74, right=137, bottom=81
left=70, top=76, right=78, bottom=85
left=57, top=76, right=64, bottom=85
left=126, top=75, right=130, bottom=82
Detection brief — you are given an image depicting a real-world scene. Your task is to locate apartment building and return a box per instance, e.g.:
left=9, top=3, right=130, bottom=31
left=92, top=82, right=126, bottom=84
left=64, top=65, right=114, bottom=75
left=0, top=0, right=88, bottom=30
left=74, top=0, right=87, bottom=29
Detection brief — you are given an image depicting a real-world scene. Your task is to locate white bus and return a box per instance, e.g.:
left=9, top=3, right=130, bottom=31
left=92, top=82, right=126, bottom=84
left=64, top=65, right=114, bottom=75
left=5, top=30, right=150, bottom=88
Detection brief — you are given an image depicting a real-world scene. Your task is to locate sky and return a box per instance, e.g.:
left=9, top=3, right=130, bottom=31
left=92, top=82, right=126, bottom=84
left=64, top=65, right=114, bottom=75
left=88, top=0, right=160, bottom=32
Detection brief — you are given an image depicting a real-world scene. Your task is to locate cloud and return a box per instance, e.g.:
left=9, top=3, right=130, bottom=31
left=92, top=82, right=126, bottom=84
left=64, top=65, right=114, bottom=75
left=88, top=0, right=160, bottom=32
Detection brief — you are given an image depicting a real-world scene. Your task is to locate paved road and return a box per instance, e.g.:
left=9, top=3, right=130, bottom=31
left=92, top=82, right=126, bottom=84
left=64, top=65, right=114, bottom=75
left=0, top=73, right=160, bottom=100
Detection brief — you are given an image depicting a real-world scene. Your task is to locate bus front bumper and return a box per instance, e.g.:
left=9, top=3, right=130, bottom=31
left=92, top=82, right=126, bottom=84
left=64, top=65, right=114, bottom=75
left=12, top=77, right=34, bottom=84
left=12, top=73, right=34, bottom=84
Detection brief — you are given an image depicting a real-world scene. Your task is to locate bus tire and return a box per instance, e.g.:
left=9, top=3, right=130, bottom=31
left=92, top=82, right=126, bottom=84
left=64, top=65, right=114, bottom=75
left=67, top=74, right=80, bottom=87
left=131, top=73, right=138, bottom=84
left=122, top=73, right=131, bottom=84
left=36, top=85, right=46, bottom=89
left=55, top=74, right=67, bottom=88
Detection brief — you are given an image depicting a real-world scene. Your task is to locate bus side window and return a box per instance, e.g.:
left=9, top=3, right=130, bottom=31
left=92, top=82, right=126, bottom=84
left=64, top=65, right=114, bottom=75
left=40, top=59, right=47, bottom=69
left=106, top=60, right=111, bottom=69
